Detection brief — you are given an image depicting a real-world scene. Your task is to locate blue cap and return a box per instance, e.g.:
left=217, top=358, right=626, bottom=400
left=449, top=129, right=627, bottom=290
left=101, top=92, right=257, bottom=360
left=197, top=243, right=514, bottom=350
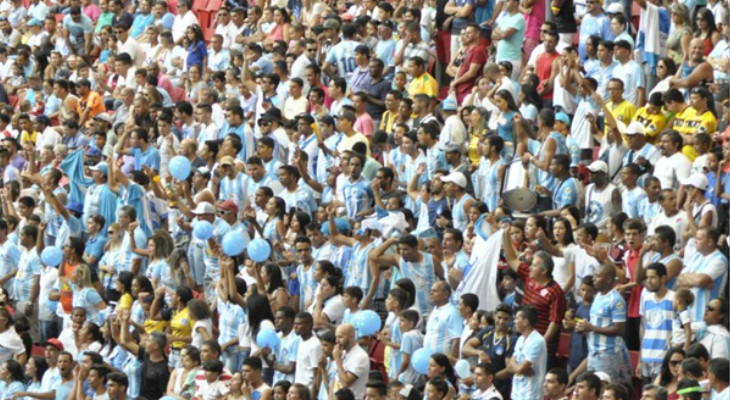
left=66, top=201, right=84, bottom=214
left=321, top=217, right=351, bottom=236
left=555, top=112, right=571, bottom=126
left=26, top=18, right=42, bottom=27
left=90, top=161, right=108, bottom=176
left=441, top=95, right=458, bottom=111
left=86, top=147, right=102, bottom=157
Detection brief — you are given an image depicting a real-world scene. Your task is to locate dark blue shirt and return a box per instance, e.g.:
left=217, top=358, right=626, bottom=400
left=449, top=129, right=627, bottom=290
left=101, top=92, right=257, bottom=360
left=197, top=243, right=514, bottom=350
left=186, top=40, right=208, bottom=70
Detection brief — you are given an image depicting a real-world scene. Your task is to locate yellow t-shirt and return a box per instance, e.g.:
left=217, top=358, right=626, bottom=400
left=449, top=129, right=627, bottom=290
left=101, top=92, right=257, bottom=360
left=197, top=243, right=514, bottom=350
left=633, top=107, right=667, bottom=143
left=118, top=293, right=133, bottom=310
left=170, top=307, right=193, bottom=349
left=673, top=107, right=717, bottom=161
left=20, top=130, right=38, bottom=146
left=379, top=110, right=397, bottom=134
left=407, top=73, right=439, bottom=99
left=144, top=318, right=169, bottom=334
left=605, top=100, right=636, bottom=141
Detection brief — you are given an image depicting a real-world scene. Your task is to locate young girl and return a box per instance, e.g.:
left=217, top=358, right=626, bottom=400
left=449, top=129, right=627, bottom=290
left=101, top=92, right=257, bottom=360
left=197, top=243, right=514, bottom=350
left=426, top=354, right=457, bottom=399
left=672, top=288, right=695, bottom=350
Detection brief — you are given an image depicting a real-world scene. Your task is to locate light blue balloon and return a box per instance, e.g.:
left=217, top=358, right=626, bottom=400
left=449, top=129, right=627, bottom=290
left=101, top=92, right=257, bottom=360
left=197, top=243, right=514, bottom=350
left=256, top=328, right=281, bottom=349
left=247, top=239, right=271, bottom=263
left=193, top=220, right=214, bottom=240
left=169, top=156, right=192, bottom=181
left=41, top=246, right=63, bottom=267
left=354, top=310, right=382, bottom=336
left=222, top=231, right=247, bottom=256
left=411, top=348, right=434, bottom=375
left=454, top=359, right=471, bottom=379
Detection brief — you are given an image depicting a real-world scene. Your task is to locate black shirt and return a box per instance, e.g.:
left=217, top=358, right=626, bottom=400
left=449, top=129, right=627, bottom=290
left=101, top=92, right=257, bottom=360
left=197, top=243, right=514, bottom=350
left=137, top=346, right=170, bottom=400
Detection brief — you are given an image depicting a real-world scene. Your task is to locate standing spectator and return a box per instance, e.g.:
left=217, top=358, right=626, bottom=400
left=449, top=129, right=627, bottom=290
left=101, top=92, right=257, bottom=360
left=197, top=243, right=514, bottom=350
left=506, top=306, right=547, bottom=400
left=637, top=263, right=675, bottom=383
left=449, top=23, right=486, bottom=103
left=423, top=281, right=463, bottom=358
left=677, top=227, right=728, bottom=322
left=492, top=0, right=525, bottom=80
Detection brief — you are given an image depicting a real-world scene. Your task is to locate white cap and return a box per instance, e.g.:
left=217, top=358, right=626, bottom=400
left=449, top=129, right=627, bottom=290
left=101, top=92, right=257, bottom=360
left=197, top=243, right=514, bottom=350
left=587, top=160, right=608, bottom=174
left=594, top=371, right=611, bottom=383
left=625, top=121, right=646, bottom=136
left=606, top=3, right=624, bottom=13
left=440, top=171, right=467, bottom=188
left=399, top=385, right=414, bottom=398
left=682, top=173, right=709, bottom=191
left=192, top=201, right=216, bottom=215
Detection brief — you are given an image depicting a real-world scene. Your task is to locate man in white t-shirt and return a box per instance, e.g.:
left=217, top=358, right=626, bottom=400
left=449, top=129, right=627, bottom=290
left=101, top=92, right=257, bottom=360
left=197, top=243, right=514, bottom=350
left=332, top=324, right=371, bottom=399
left=293, top=312, right=322, bottom=388
left=653, top=130, right=691, bottom=191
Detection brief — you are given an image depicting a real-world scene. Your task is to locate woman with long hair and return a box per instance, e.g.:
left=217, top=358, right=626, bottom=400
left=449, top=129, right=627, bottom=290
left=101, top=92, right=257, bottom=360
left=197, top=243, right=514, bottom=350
left=467, top=107, right=489, bottom=170
left=128, top=275, right=154, bottom=334
left=71, top=264, right=107, bottom=323
left=98, top=223, right=124, bottom=301
left=426, top=355, right=456, bottom=398
left=115, top=271, right=134, bottom=311
left=537, top=217, right=578, bottom=293
left=312, top=275, right=345, bottom=332
left=184, top=64, right=206, bottom=104
left=264, top=7, right=291, bottom=46
left=695, top=8, right=722, bottom=55
left=649, top=57, right=679, bottom=97
left=249, top=197, right=286, bottom=243
left=240, top=292, right=276, bottom=384
left=518, top=82, right=542, bottom=127
left=226, top=371, right=246, bottom=400
left=21, top=356, right=47, bottom=398
left=150, top=286, right=195, bottom=368
left=254, top=262, right=289, bottom=312
left=284, top=211, right=311, bottom=248
left=667, top=3, right=692, bottom=64
left=99, top=318, right=126, bottom=369
left=188, top=299, right=213, bottom=349
left=185, top=25, right=208, bottom=71
left=77, top=321, right=104, bottom=356
left=654, top=348, right=685, bottom=398
left=0, top=360, right=26, bottom=399
left=489, top=89, right=520, bottom=158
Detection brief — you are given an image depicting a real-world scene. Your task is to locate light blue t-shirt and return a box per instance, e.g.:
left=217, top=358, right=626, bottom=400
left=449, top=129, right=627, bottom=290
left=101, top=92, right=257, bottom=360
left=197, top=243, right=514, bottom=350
left=495, top=12, right=525, bottom=62
left=511, top=330, right=547, bottom=400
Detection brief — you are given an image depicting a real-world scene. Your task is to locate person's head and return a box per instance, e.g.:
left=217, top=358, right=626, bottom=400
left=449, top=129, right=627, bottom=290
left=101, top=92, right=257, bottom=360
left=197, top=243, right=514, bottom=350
left=607, top=77, right=625, bottom=102
left=288, top=383, right=312, bottom=400
left=703, top=297, right=729, bottom=327
left=643, top=262, right=667, bottom=293
left=364, top=380, right=387, bottom=400
left=676, top=378, right=702, bottom=400
left=425, top=377, right=449, bottom=400
left=294, top=312, right=314, bottom=337
left=640, top=384, right=668, bottom=400
left=603, top=383, right=629, bottom=400
left=106, top=372, right=128, bottom=400
left=514, top=305, right=538, bottom=334
left=708, top=358, right=729, bottom=390
left=593, top=263, right=617, bottom=293
left=544, top=368, right=569, bottom=399
left=573, top=372, right=601, bottom=400
left=659, top=348, right=686, bottom=385
left=695, top=227, right=720, bottom=255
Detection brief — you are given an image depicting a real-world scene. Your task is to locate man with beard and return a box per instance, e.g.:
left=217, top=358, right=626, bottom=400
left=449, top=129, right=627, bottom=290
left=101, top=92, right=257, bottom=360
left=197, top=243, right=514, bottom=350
left=332, top=324, right=370, bottom=399
left=653, top=130, right=691, bottom=191
left=636, top=263, right=673, bottom=384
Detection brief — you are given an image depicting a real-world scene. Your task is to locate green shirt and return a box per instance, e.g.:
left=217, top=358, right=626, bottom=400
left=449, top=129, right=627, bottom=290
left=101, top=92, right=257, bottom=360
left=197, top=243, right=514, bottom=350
left=95, top=11, right=114, bottom=32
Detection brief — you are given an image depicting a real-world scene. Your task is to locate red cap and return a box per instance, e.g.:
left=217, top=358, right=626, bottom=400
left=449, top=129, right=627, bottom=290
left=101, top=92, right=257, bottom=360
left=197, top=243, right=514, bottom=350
left=218, top=200, right=239, bottom=214
left=44, top=338, right=64, bottom=351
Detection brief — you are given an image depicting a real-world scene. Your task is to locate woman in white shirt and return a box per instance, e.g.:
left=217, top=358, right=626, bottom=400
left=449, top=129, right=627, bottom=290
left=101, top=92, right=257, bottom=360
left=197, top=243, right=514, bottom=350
left=188, top=299, right=213, bottom=350
left=238, top=293, right=276, bottom=383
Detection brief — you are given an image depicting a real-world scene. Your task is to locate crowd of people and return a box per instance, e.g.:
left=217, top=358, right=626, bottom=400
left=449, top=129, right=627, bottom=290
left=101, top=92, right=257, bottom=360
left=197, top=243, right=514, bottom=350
left=0, top=0, right=726, bottom=399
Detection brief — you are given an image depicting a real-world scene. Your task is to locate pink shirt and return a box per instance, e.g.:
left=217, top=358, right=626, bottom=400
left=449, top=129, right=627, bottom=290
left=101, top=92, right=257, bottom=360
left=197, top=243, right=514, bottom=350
left=524, top=0, right=545, bottom=40
left=354, top=113, right=374, bottom=138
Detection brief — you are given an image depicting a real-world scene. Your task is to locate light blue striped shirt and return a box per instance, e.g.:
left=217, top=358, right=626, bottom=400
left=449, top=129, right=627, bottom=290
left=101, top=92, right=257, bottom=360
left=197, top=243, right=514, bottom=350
left=621, top=186, right=647, bottom=218
left=12, top=247, right=40, bottom=302
left=511, top=330, right=547, bottom=400
left=424, top=303, right=464, bottom=354
left=203, top=218, right=231, bottom=280
left=399, top=252, right=437, bottom=316
left=325, top=39, right=359, bottom=79
left=686, top=249, right=728, bottom=322
left=639, top=289, right=674, bottom=363
left=297, top=263, right=316, bottom=311
left=279, top=185, right=317, bottom=215
left=341, top=177, right=374, bottom=221
left=220, top=172, right=249, bottom=209
left=122, top=352, right=142, bottom=399
left=588, top=289, right=628, bottom=354
left=217, top=299, right=245, bottom=346
left=0, top=239, right=19, bottom=296
left=274, top=331, right=300, bottom=384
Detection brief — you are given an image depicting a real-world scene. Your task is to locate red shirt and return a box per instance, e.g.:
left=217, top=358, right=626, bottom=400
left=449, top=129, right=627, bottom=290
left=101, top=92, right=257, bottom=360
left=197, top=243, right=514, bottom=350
left=517, top=262, right=567, bottom=355
left=536, top=51, right=559, bottom=100
left=455, top=45, right=487, bottom=103
left=623, top=245, right=644, bottom=318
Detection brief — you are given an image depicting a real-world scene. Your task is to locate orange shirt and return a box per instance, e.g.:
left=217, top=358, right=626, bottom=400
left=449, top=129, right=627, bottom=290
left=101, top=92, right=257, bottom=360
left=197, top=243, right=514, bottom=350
left=77, top=91, right=106, bottom=123
left=59, top=262, right=80, bottom=314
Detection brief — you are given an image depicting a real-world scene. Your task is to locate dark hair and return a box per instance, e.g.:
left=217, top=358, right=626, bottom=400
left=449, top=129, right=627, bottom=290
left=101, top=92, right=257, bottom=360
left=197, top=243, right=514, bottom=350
left=658, top=348, right=685, bottom=386
left=394, top=278, right=416, bottom=308
left=343, top=286, right=364, bottom=302
left=680, top=358, right=704, bottom=378
left=576, top=372, right=601, bottom=397
left=604, top=383, right=629, bottom=400
left=29, top=355, right=48, bottom=381
left=4, top=360, right=24, bottom=382
left=427, top=376, right=449, bottom=396
left=686, top=343, right=709, bottom=362
left=107, top=372, right=128, bottom=388
left=676, top=378, right=702, bottom=400
left=553, top=217, right=575, bottom=246
left=246, top=293, right=275, bottom=336
left=495, top=90, right=519, bottom=112
left=399, top=309, right=419, bottom=326
left=262, top=263, right=285, bottom=294
left=547, top=367, right=569, bottom=385
left=175, top=286, right=194, bottom=305
left=645, top=262, right=667, bottom=278
left=517, top=305, right=538, bottom=327
left=709, top=358, right=729, bottom=384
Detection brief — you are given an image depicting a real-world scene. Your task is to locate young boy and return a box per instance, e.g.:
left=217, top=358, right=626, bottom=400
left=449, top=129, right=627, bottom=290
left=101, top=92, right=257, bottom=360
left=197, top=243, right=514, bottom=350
left=562, top=276, right=596, bottom=374
left=500, top=269, right=518, bottom=308
left=342, top=286, right=364, bottom=325
left=381, top=288, right=408, bottom=381
left=316, top=331, right=338, bottom=400
left=197, top=359, right=229, bottom=400
left=241, top=357, right=271, bottom=400
left=396, top=310, right=424, bottom=386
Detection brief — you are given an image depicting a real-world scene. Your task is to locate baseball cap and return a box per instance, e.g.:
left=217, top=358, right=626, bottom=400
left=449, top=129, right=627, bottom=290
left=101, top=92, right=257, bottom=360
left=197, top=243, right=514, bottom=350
left=399, top=385, right=414, bottom=398
left=441, top=95, right=458, bottom=111
left=440, top=171, right=467, bottom=188
left=66, top=200, right=84, bottom=214
left=195, top=166, right=211, bottom=178
left=26, top=18, right=42, bottom=27
left=586, top=160, right=608, bottom=174
left=192, top=202, right=216, bottom=215
left=381, top=19, right=395, bottom=30
left=219, top=156, right=235, bottom=167
left=43, top=338, right=64, bottom=351
left=86, top=147, right=102, bottom=157
left=682, top=173, right=709, bottom=191
left=90, top=162, right=108, bottom=176
left=94, top=113, right=113, bottom=123
left=218, top=200, right=239, bottom=214
left=555, top=112, right=571, bottom=126
left=606, top=3, right=623, bottom=13
left=625, top=121, right=646, bottom=136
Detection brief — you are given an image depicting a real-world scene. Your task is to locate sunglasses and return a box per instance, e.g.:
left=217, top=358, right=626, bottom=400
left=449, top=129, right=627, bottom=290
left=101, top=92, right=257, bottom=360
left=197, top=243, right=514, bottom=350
left=670, top=360, right=682, bottom=366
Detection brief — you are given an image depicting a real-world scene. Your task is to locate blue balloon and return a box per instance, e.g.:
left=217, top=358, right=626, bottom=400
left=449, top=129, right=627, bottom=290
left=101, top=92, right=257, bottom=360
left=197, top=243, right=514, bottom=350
left=454, top=359, right=471, bottom=379
left=222, top=231, right=247, bottom=256
left=247, top=239, right=271, bottom=263
left=169, top=156, right=192, bottom=181
left=41, top=246, right=63, bottom=267
left=353, top=310, right=381, bottom=336
left=256, top=328, right=281, bottom=349
left=411, top=348, right=434, bottom=375
left=193, top=220, right=214, bottom=240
